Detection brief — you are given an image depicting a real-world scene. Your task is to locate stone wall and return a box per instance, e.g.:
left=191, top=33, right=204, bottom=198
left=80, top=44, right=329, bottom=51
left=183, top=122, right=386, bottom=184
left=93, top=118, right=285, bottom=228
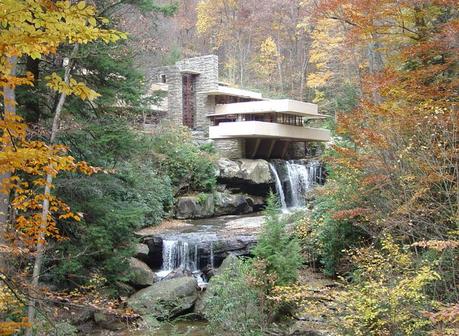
left=148, top=65, right=181, bottom=126
left=287, top=142, right=307, bottom=159
left=175, top=55, right=219, bottom=135
left=213, top=139, right=244, bottom=159
left=149, top=55, right=219, bottom=137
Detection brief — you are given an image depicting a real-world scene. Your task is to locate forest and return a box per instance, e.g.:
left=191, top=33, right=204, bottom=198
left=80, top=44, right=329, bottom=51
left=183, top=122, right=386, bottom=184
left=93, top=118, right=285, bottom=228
left=0, top=0, right=457, bottom=335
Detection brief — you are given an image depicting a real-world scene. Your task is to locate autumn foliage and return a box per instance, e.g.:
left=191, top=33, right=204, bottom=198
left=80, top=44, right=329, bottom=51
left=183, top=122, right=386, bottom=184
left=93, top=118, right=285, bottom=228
left=295, top=0, right=458, bottom=334
left=1, top=0, right=125, bottom=333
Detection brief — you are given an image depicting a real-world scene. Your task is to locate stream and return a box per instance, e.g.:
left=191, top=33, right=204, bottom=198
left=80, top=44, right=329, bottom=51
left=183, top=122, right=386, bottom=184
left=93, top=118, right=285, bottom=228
left=128, top=159, right=323, bottom=335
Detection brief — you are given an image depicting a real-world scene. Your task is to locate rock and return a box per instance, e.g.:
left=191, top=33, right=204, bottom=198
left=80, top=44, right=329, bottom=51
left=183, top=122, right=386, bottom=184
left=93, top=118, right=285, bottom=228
left=193, top=292, right=207, bottom=317
left=217, top=158, right=272, bottom=184
left=288, top=321, right=333, bottom=336
left=214, top=191, right=252, bottom=216
left=215, top=254, right=239, bottom=275
left=115, top=281, right=136, bottom=297
left=93, top=311, right=125, bottom=331
left=175, top=191, right=261, bottom=219
left=135, top=243, right=149, bottom=256
left=216, top=158, right=240, bottom=179
left=129, top=257, right=156, bottom=287
left=134, top=243, right=150, bottom=265
left=175, top=194, right=214, bottom=219
left=127, top=277, right=198, bottom=319
left=246, top=195, right=265, bottom=211
left=238, top=159, right=272, bottom=184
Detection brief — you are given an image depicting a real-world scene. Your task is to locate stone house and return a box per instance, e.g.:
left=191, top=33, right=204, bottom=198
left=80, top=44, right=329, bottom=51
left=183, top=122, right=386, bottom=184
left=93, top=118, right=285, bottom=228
left=148, top=55, right=330, bottom=159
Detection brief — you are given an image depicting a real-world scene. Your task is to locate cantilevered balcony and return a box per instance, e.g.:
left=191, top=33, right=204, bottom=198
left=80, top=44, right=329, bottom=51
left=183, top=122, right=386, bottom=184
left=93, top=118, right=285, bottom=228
left=207, top=99, right=330, bottom=143
left=209, top=121, right=330, bottom=142
left=211, top=99, right=323, bottom=117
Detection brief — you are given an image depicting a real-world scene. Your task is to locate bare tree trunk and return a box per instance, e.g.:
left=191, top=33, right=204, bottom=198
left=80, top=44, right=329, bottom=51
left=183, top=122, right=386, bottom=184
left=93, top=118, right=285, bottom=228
left=367, top=34, right=384, bottom=104
left=299, top=49, right=310, bottom=101
left=26, top=44, right=78, bottom=336
left=1, top=56, right=18, bottom=271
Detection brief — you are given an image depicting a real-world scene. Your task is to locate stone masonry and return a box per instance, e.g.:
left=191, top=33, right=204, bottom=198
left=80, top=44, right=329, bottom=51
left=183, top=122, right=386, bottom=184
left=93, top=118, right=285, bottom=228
left=149, top=55, right=218, bottom=136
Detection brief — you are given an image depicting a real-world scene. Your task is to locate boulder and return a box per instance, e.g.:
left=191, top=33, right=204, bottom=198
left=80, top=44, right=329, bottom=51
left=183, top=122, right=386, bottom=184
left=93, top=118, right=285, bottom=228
left=216, top=158, right=240, bottom=179
left=135, top=243, right=149, bottom=256
left=246, top=195, right=265, bottom=211
left=214, top=191, right=252, bottom=216
left=175, top=194, right=214, bottom=219
left=217, top=158, right=272, bottom=184
left=115, top=281, right=136, bottom=297
left=238, top=159, right=272, bottom=184
left=127, top=277, right=198, bottom=319
left=129, top=257, right=156, bottom=287
left=288, top=321, right=332, bottom=336
left=175, top=192, right=260, bottom=219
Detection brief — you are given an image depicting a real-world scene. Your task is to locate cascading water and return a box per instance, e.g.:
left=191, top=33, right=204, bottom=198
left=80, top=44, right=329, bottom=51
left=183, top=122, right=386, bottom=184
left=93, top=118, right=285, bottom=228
left=269, top=163, right=288, bottom=211
left=270, top=160, right=323, bottom=210
left=156, top=238, right=216, bottom=287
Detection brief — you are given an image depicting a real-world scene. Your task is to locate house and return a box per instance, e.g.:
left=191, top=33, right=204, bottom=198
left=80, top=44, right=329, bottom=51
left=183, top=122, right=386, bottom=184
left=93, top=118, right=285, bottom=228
left=148, top=55, right=330, bottom=159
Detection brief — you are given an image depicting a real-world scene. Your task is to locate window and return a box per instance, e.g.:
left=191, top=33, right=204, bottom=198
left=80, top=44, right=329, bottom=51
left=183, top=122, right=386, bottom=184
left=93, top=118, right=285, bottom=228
left=182, top=74, right=197, bottom=128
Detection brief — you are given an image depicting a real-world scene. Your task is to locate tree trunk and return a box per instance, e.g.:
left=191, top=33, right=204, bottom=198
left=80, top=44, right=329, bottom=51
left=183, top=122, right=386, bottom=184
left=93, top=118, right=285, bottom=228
left=26, top=44, right=78, bottom=336
left=367, top=35, right=384, bottom=104
left=1, top=56, right=18, bottom=272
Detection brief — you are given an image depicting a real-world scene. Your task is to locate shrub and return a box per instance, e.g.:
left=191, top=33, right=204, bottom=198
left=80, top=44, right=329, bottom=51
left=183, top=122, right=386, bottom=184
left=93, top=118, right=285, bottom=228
left=204, top=257, right=266, bottom=336
left=308, top=158, right=369, bottom=276
left=335, top=236, right=439, bottom=336
left=150, top=123, right=216, bottom=193
left=47, top=121, right=174, bottom=292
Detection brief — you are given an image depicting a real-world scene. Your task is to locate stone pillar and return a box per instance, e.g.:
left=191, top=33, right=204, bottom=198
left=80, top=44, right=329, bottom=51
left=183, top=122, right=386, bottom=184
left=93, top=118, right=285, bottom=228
left=176, top=55, right=219, bottom=136
left=213, top=139, right=244, bottom=159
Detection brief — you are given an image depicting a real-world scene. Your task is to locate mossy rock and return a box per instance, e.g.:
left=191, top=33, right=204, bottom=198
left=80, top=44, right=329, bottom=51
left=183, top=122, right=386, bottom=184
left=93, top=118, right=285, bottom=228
left=127, top=277, right=198, bottom=320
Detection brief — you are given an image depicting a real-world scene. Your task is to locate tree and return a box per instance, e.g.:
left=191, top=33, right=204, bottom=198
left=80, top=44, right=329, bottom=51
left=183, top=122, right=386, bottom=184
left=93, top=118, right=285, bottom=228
left=252, top=192, right=303, bottom=286
left=0, top=1, right=125, bottom=333
left=307, top=0, right=458, bottom=303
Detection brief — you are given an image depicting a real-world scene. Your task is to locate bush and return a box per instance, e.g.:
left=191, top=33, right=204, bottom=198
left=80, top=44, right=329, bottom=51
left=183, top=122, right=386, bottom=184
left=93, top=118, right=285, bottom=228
left=335, top=236, right=439, bottom=336
left=308, top=157, right=369, bottom=276
left=50, top=166, right=173, bottom=290
left=204, top=257, right=266, bottom=336
left=150, top=123, right=216, bottom=193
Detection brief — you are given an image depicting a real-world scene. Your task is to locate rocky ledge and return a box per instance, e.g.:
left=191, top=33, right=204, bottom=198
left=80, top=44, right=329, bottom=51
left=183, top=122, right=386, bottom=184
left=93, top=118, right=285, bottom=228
left=135, top=214, right=265, bottom=270
left=173, top=158, right=274, bottom=220
left=216, top=158, right=273, bottom=184
left=175, top=191, right=264, bottom=219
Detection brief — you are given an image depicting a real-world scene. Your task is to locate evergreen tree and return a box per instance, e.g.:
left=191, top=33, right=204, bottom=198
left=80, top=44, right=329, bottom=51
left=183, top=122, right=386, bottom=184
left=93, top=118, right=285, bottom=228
left=252, top=192, right=303, bottom=286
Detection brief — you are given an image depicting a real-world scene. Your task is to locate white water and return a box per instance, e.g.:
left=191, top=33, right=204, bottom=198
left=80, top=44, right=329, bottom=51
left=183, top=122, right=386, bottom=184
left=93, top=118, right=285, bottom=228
left=156, top=239, right=214, bottom=284
left=269, top=163, right=288, bottom=211
left=270, top=160, right=322, bottom=210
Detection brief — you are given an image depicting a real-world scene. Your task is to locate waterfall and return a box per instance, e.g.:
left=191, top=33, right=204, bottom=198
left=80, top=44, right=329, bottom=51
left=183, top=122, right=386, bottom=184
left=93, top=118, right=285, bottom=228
left=270, top=160, right=323, bottom=210
left=269, top=163, right=288, bottom=211
left=162, top=240, right=179, bottom=272
left=156, top=239, right=215, bottom=281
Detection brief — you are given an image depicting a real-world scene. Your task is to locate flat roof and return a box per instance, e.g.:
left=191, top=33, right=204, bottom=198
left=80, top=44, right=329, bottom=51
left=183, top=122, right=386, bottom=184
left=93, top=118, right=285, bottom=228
left=207, top=99, right=327, bottom=118
left=200, top=85, right=263, bottom=100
